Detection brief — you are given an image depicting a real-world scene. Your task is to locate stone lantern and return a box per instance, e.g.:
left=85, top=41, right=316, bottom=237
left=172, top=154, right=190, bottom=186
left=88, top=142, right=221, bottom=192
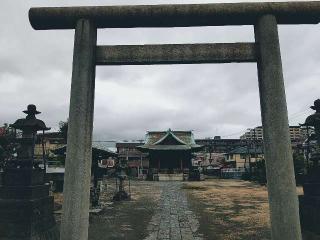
left=113, top=159, right=131, bottom=201
left=0, top=104, right=58, bottom=239
left=10, top=104, right=50, bottom=167
left=299, top=99, right=320, bottom=235
left=300, top=99, right=320, bottom=181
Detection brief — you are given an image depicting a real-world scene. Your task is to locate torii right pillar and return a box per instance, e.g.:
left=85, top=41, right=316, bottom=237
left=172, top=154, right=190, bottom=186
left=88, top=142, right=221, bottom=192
left=255, top=15, right=302, bottom=240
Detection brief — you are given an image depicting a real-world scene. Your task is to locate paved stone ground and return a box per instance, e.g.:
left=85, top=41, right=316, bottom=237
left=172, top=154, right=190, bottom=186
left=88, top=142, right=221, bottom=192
left=144, top=182, right=203, bottom=240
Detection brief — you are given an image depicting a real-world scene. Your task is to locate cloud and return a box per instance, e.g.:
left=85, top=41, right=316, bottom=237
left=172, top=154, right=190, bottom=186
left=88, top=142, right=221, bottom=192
left=1, top=0, right=319, bottom=141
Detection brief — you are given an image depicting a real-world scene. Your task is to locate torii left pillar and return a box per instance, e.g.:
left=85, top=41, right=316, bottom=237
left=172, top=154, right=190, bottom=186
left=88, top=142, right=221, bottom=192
left=60, top=19, right=96, bottom=240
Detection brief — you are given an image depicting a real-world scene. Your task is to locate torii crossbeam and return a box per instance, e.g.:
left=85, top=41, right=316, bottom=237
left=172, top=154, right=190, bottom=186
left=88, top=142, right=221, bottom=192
left=29, top=1, right=320, bottom=240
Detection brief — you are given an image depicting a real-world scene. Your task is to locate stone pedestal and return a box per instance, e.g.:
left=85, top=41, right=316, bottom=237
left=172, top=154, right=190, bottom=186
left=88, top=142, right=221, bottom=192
left=299, top=168, right=320, bottom=235
left=299, top=196, right=320, bottom=235
left=0, top=169, right=58, bottom=240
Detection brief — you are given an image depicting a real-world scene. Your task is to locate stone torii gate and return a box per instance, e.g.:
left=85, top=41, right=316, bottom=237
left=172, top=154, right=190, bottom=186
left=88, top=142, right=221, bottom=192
left=29, top=1, right=320, bottom=240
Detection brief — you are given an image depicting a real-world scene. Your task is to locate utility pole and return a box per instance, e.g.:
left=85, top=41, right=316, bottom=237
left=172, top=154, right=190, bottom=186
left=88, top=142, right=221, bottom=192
left=253, top=127, right=257, bottom=161
left=246, top=129, right=252, bottom=177
left=306, top=126, right=310, bottom=170
left=140, top=153, right=143, bottom=175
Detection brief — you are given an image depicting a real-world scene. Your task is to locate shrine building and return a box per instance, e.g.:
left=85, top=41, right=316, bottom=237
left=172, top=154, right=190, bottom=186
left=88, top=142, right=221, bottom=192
left=137, top=129, right=203, bottom=179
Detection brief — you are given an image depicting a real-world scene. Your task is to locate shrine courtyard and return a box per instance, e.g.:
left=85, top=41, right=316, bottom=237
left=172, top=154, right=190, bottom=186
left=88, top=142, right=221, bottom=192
left=53, top=179, right=304, bottom=240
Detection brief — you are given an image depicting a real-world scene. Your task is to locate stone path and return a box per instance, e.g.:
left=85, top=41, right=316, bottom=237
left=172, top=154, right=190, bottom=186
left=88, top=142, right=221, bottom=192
left=144, top=182, right=204, bottom=240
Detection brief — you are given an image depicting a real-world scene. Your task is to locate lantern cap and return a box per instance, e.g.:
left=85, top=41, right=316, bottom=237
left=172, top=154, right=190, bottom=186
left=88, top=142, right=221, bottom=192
left=301, top=99, right=320, bottom=127
left=23, top=104, right=41, bottom=115
left=310, top=99, right=320, bottom=111
left=10, top=104, right=51, bottom=131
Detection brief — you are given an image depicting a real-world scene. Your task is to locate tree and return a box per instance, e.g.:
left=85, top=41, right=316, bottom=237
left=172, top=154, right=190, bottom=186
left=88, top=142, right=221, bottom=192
left=0, top=135, right=16, bottom=170
left=293, top=152, right=305, bottom=185
left=59, top=120, right=68, bottom=141
left=0, top=124, right=10, bottom=169
left=0, top=138, right=7, bottom=168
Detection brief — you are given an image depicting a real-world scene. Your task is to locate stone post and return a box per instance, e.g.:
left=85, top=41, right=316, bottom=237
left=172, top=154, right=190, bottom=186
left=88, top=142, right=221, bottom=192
left=254, top=15, right=302, bottom=240
left=60, top=19, right=97, bottom=240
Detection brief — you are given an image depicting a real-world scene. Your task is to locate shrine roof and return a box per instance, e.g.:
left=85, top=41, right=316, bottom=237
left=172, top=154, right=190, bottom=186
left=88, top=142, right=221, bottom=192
left=52, top=145, right=117, bottom=158
left=227, top=146, right=264, bottom=154
left=137, top=129, right=202, bottom=151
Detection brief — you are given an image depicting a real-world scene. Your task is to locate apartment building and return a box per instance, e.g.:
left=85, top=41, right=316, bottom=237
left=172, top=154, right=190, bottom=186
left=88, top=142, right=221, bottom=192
left=240, top=126, right=308, bottom=141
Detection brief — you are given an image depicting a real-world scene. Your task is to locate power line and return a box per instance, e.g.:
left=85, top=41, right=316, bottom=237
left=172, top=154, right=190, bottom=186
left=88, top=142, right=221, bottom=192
left=222, top=107, right=312, bottom=138
left=289, top=110, right=312, bottom=122
left=92, top=108, right=311, bottom=141
left=288, top=108, right=310, bottom=118
left=221, top=129, right=248, bottom=138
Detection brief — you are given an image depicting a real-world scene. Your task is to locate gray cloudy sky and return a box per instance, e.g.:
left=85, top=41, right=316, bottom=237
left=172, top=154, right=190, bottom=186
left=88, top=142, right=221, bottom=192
left=1, top=0, right=319, bottom=140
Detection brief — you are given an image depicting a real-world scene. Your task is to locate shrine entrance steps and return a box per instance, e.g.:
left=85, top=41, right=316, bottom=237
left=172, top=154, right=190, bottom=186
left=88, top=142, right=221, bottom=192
left=154, top=173, right=185, bottom=181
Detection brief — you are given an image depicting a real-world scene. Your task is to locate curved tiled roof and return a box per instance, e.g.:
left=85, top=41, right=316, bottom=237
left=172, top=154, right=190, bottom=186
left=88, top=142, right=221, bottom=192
left=137, top=129, right=202, bottom=151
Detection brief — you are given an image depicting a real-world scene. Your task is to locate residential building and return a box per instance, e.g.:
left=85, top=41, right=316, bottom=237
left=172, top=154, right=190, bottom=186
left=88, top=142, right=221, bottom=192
left=240, top=126, right=308, bottom=141
left=34, top=132, right=66, bottom=160
left=225, top=146, right=264, bottom=168
left=195, top=136, right=263, bottom=166
left=196, top=137, right=245, bottom=153
left=116, top=140, right=149, bottom=172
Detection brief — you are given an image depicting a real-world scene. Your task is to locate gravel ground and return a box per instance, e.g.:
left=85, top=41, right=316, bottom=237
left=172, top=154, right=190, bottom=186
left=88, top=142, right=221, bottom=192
left=53, top=178, right=309, bottom=240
